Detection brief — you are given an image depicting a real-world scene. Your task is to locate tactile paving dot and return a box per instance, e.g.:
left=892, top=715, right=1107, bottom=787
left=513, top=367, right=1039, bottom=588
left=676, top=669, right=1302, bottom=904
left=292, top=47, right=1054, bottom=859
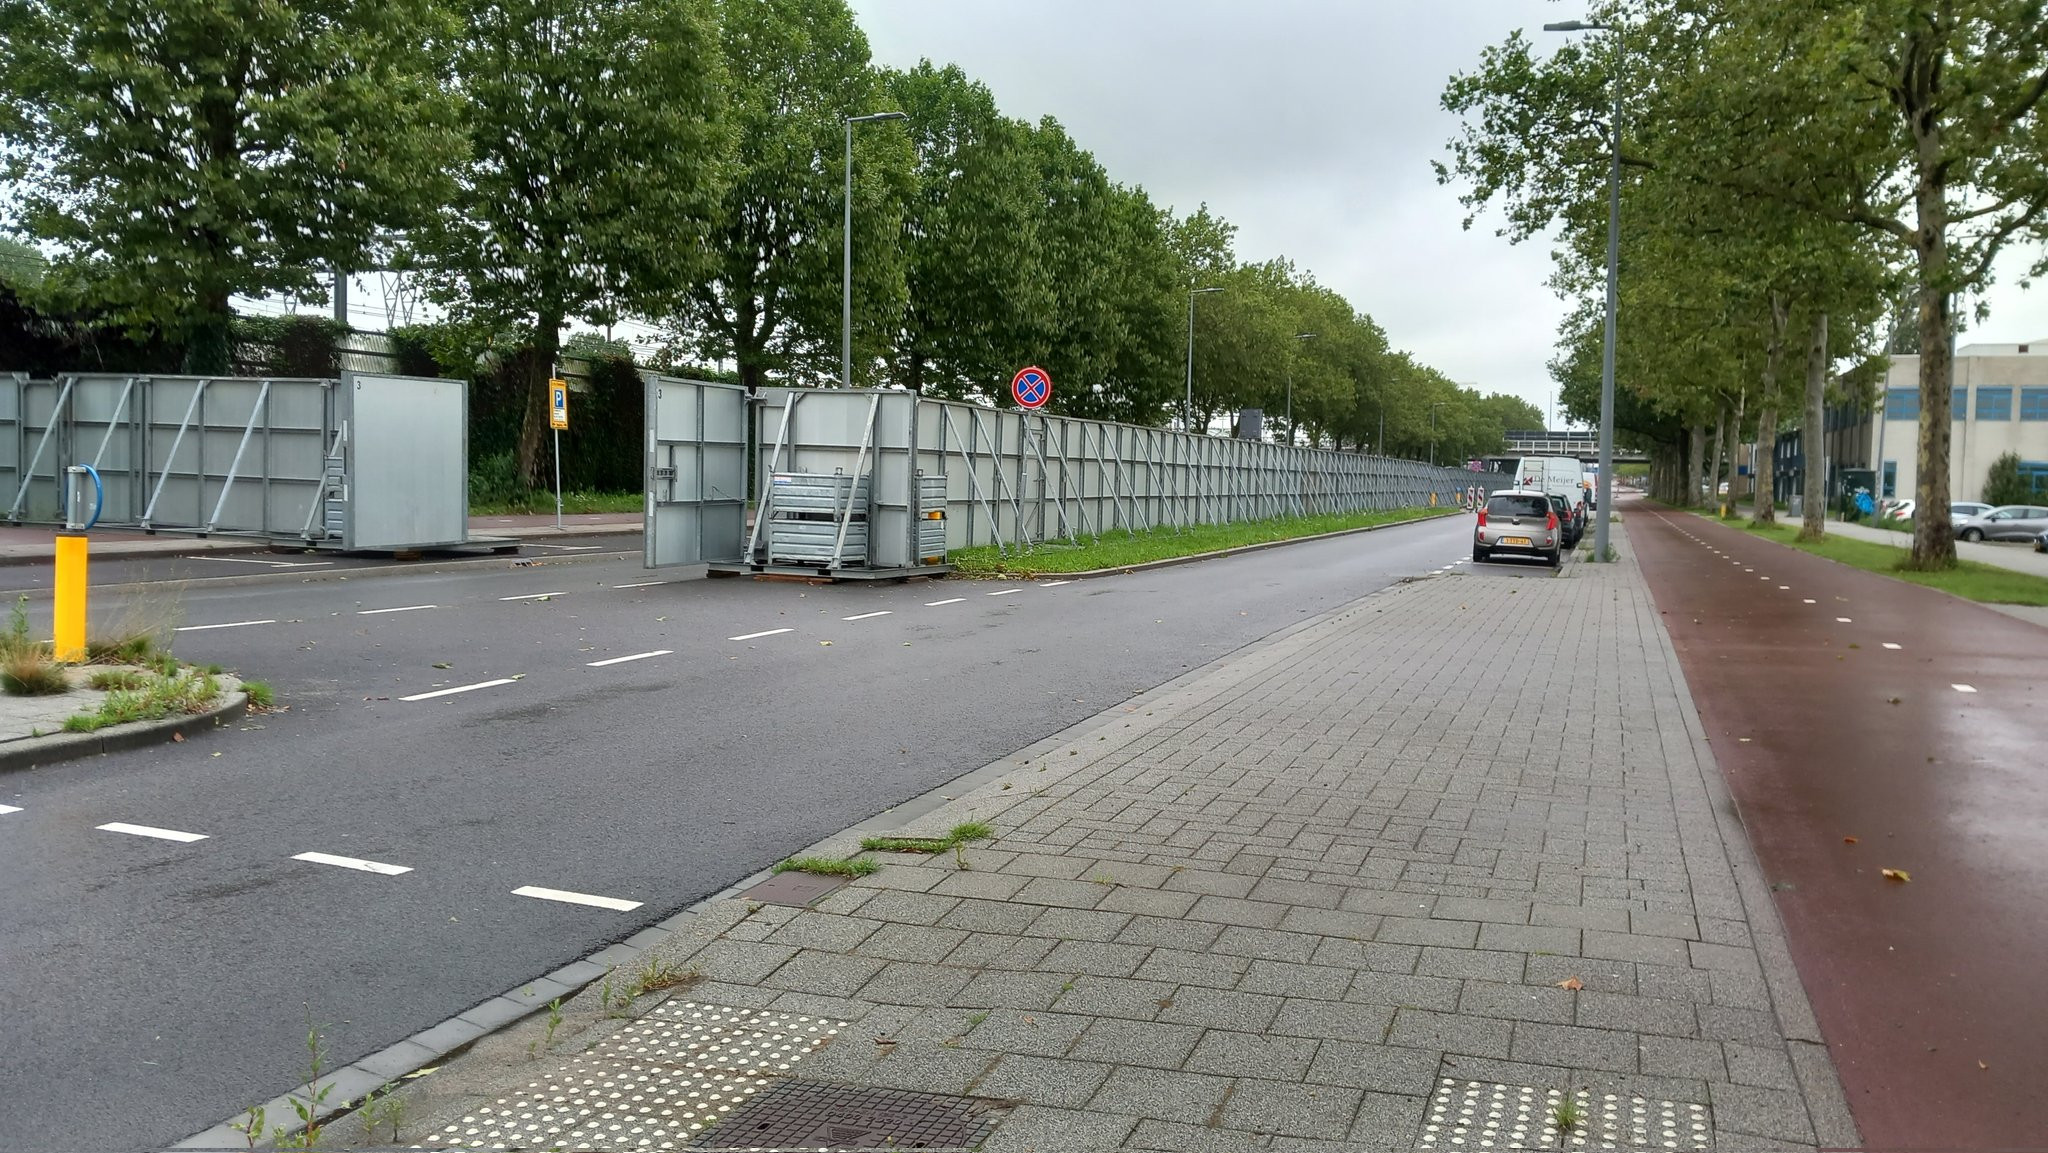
left=428, top=1002, right=845, bottom=1150
left=1418, top=1078, right=1712, bottom=1150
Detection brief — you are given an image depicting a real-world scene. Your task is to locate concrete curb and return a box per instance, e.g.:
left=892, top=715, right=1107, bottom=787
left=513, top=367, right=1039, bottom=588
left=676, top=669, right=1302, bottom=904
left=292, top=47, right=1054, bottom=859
left=963, top=508, right=1467, bottom=582
left=0, top=685, right=249, bottom=775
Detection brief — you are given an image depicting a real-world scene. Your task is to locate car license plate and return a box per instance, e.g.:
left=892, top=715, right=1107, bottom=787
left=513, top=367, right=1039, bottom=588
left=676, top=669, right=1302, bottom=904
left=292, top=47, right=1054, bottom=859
left=1502, top=536, right=1531, bottom=546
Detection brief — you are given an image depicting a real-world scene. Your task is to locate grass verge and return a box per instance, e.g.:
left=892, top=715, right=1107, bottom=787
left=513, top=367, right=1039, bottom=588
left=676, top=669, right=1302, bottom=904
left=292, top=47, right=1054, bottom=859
left=947, top=506, right=1451, bottom=575
left=1725, top=516, right=2048, bottom=606
left=470, top=490, right=643, bottom=517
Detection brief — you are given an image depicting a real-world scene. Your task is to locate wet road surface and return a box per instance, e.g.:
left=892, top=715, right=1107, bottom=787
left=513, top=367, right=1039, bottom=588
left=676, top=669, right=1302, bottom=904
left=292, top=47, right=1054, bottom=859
left=1630, top=504, right=2048, bottom=1150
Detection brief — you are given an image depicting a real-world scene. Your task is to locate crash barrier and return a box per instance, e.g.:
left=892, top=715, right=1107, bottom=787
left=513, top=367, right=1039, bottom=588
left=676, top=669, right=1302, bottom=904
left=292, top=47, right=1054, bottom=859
left=1, top=371, right=469, bottom=550
left=643, top=380, right=1497, bottom=575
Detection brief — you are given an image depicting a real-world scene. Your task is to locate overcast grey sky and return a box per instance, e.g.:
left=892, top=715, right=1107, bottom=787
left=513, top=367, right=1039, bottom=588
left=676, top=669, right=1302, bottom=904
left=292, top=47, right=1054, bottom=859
left=848, top=0, right=2048, bottom=426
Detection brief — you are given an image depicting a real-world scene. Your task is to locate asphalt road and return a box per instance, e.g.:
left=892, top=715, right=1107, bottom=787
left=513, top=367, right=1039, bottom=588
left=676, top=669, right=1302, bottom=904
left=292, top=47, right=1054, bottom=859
left=0, top=514, right=1482, bottom=1152
left=0, top=534, right=645, bottom=595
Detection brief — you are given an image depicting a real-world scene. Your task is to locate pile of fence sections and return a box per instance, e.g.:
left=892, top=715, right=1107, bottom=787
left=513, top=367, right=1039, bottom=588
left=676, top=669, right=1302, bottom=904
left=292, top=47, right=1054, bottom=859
left=706, top=387, right=1493, bottom=577
left=0, top=371, right=470, bottom=551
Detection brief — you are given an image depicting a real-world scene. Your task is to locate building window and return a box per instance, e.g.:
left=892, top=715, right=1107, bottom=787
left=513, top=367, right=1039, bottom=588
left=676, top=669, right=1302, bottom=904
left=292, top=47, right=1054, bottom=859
left=1953, top=386, right=1967, bottom=419
left=1885, top=388, right=1919, bottom=420
left=1881, top=461, right=1896, bottom=498
left=2021, top=461, right=2048, bottom=496
left=2022, top=388, right=2048, bottom=421
left=1977, top=387, right=2013, bottom=420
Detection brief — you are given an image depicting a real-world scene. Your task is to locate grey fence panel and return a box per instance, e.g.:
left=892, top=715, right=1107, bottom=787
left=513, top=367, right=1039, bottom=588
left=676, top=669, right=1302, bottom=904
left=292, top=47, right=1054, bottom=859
left=745, top=390, right=1497, bottom=561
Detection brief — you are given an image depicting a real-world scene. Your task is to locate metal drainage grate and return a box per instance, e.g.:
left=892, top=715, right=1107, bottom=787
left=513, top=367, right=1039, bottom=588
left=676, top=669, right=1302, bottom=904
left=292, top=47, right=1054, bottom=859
left=1419, top=1078, right=1712, bottom=1151
left=688, top=1082, right=1003, bottom=1150
left=736, top=870, right=852, bottom=908
left=431, top=1002, right=845, bottom=1150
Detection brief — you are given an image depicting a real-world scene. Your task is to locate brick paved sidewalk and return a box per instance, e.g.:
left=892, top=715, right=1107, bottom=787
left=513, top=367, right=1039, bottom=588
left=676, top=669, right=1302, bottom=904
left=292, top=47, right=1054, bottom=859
left=371, top=522, right=1856, bottom=1152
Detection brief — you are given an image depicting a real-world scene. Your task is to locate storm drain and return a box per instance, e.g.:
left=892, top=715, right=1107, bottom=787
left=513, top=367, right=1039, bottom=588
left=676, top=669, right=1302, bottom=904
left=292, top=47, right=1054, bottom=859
left=688, top=1082, right=1002, bottom=1150
left=735, top=870, right=851, bottom=907
left=1420, top=1078, right=1712, bottom=1150
left=431, top=1001, right=844, bottom=1150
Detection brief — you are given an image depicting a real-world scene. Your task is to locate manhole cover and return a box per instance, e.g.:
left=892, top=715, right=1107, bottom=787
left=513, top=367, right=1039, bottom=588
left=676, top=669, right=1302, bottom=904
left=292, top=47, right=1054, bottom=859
left=689, top=1082, right=1003, bottom=1150
left=737, top=870, right=851, bottom=907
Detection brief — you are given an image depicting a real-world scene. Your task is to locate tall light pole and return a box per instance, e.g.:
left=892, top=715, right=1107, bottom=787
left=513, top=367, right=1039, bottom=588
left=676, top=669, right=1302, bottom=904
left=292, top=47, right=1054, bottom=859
left=1546, top=17, right=1621, bottom=561
left=1429, top=401, right=1447, bottom=466
left=1284, top=332, right=1316, bottom=445
left=1185, top=286, right=1224, bottom=433
left=844, top=111, right=907, bottom=389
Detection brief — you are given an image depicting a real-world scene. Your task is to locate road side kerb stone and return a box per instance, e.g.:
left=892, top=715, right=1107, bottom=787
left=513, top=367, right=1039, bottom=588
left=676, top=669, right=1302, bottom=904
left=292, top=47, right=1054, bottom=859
left=0, top=680, right=248, bottom=775
left=181, top=515, right=1857, bottom=1152
left=973, top=507, right=1466, bottom=582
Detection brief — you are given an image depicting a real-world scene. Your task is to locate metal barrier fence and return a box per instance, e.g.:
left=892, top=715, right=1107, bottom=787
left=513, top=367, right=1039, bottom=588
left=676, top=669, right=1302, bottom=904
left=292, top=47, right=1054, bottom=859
left=747, top=388, right=1497, bottom=565
left=1, top=371, right=469, bottom=550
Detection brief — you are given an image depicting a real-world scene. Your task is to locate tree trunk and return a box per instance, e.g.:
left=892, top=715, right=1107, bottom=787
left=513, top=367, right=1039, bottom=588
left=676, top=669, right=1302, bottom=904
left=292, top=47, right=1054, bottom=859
left=1751, top=295, right=1787, bottom=525
left=1709, top=405, right=1728, bottom=516
left=1726, top=388, right=1746, bottom=517
left=517, top=308, right=563, bottom=490
left=1799, top=311, right=1828, bottom=541
left=1903, top=26, right=1956, bottom=569
left=1685, top=425, right=1706, bottom=507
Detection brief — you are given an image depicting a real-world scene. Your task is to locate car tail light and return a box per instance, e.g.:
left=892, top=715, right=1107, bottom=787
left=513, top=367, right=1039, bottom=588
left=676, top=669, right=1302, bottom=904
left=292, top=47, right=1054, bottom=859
left=1477, top=507, right=1488, bottom=527
left=1546, top=511, right=1559, bottom=531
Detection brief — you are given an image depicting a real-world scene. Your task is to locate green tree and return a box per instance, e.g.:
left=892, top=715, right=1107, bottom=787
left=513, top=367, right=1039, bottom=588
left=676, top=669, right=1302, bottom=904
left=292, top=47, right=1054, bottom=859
left=0, top=237, right=43, bottom=290
left=1982, top=451, right=2038, bottom=507
left=666, top=0, right=910, bottom=393
left=0, top=0, right=461, bottom=371
left=416, top=0, right=729, bottom=487
left=886, top=63, right=1051, bottom=401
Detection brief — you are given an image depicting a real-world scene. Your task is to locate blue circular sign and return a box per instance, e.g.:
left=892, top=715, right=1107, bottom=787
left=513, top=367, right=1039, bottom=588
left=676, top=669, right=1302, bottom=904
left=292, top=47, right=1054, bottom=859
left=1012, top=366, right=1051, bottom=409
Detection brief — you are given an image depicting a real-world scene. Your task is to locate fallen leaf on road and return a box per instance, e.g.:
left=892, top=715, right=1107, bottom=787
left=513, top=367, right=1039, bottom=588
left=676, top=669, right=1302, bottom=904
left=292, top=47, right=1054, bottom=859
left=1881, top=868, right=1911, bottom=883
left=1556, top=977, right=1584, bottom=991
left=820, top=640, right=833, bottom=646
left=873, top=1037, right=896, bottom=1049
left=432, top=661, right=451, bottom=669
left=1980, top=1060, right=1989, bottom=1070
left=1843, top=836, right=1859, bottom=844
left=171, top=732, right=185, bottom=743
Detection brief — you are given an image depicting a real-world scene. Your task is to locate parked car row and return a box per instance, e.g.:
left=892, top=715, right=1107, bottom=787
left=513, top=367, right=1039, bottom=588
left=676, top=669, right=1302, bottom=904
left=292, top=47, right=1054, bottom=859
left=1472, top=456, right=1592, bottom=568
left=1875, top=497, right=2048, bottom=550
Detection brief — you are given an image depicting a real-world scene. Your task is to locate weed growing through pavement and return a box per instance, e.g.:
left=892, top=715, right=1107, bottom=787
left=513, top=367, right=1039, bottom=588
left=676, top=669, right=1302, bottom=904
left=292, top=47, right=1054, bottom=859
left=773, top=856, right=880, bottom=878
left=1550, top=1097, right=1581, bottom=1134
left=62, top=668, right=222, bottom=732
left=229, top=1104, right=265, bottom=1150
left=949, top=821, right=994, bottom=842
left=634, top=957, right=702, bottom=996
left=243, top=679, right=276, bottom=709
left=353, top=1082, right=406, bottom=1144
left=2, top=649, right=69, bottom=695
left=268, top=1014, right=335, bottom=1150
left=857, top=835, right=953, bottom=854
left=88, top=669, right=149, bottom=691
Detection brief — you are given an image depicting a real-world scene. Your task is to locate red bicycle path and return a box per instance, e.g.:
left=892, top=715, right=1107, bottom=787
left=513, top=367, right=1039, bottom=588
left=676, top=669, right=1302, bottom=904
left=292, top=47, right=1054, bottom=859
left=1629, top=501, right=2048, bottom=1151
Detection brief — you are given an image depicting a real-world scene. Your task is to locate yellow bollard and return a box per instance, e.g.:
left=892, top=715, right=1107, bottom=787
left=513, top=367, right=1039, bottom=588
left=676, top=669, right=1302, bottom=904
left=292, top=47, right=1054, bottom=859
left=54, top=534, right=88, bottom=663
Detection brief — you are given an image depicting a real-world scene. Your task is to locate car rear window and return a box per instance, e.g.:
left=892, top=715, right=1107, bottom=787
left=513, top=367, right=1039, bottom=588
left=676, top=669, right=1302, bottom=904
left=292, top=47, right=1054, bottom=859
left=1486, top=495, right=1549, bottom=518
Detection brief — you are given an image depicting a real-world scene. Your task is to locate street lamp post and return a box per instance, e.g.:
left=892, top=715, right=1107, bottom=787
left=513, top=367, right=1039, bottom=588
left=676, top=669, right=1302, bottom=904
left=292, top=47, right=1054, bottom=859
left=1545, top=17, right=1621, bottom=561
left=1285, top=332, right=1316, bottom=445
left=1184, top=287, right=1224, bottom=433
left=844, top=111, right=907, bottom=390
left=1429, top=401, right=1447, bottom=467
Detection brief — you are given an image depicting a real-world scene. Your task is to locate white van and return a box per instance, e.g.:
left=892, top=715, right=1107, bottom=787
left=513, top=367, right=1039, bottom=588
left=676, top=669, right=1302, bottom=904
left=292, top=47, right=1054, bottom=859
left=1513, top=457, right=1587, bottom=544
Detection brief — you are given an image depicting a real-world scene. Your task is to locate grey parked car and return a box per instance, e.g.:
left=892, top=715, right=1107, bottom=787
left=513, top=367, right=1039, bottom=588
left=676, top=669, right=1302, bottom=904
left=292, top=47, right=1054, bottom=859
left=1954, top=504, right=2048, bottom=542
left=1474, top=489, right=1561, bottom=567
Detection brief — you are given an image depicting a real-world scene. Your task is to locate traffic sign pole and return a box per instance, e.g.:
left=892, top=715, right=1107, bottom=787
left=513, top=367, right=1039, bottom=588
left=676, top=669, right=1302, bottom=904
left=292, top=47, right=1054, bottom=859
left=549, top=378, right=570, bottom=529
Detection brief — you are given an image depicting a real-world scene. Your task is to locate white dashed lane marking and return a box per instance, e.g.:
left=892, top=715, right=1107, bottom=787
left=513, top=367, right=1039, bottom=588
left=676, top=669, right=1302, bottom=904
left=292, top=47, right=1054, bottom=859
left=924, top=598, right=965, bottom=607
left=292, top=851, right=411, bottom=876
left=611, top=581, right=671, bottom=590
left=586, top=650, right=672, bottom=667
left=358, top=605, right=436, bottom=616
left=1953, top=684, right=1978, bottom=693
left=512, top=885, right=642, bottom=912
left=500, top=592, right=564, bottom=602
left=1883, top=643, right=1902, bottom=650
left=97, top=822, right=207, bottom=843
left=400, top=678, right=520, bottom=702
left=728, top=628, right=793, bottom=642
left=986, top=588, right=1022, bottom=597
left=175, top=619, right=276, bottom=633
left=0, top=804, right=21, bottom=815
left=1040, top=580, right=1074, bottom=588
left=841, top=611, right=893, bottom=621
left=1837, top=617, right=1853, bottom=623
